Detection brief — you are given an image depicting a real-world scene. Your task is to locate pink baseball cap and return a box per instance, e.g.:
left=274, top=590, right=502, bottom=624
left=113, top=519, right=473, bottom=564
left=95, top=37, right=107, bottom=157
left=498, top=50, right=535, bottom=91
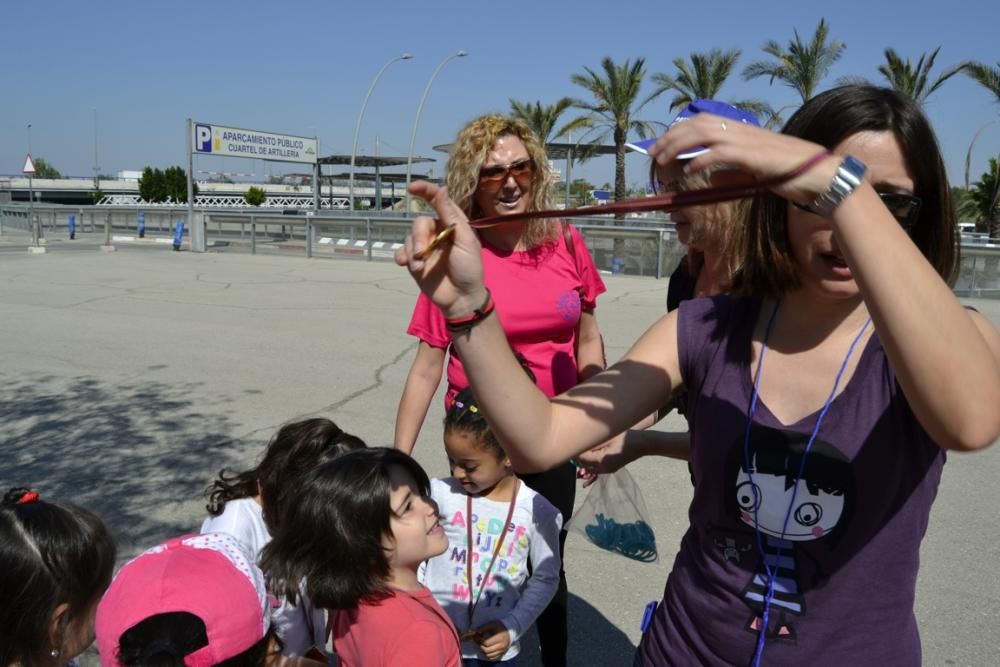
left=96, top=532, right=273, bottom=667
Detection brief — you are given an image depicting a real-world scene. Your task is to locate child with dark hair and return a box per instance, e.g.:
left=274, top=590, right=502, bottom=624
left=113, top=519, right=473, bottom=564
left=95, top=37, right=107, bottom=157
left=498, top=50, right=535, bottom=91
left=95, top=532, right=279, bottom=667
left=421, top=387, right=561, bottom=665
left=0, top=487, right=116, bottom=667
left=261, top=447, right=460, bottom=667
left=202, top=417, right=365, bottom=657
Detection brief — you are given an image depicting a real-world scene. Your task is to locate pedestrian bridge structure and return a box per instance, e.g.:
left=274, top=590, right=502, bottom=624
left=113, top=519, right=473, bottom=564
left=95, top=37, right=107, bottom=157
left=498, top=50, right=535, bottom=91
left=0, top=176, right=412, bottom=210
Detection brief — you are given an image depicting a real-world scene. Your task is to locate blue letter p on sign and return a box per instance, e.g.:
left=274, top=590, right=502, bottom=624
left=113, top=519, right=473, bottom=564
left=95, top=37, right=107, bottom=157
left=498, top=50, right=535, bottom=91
left=195, top=124, right=212, bottom=153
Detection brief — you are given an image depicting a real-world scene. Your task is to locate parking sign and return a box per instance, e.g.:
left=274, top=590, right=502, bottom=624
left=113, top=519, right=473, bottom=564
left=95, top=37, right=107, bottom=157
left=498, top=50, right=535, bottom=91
left=195, top=124, right=213, bottom=153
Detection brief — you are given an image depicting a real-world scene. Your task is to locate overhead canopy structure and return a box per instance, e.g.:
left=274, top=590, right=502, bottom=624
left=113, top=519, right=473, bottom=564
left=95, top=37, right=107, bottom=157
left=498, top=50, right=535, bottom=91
left=317, top=154, right=435, bottom=168
left=284, top=172, right=431, bottom=183
left=316, top=154, right=437, bottom=209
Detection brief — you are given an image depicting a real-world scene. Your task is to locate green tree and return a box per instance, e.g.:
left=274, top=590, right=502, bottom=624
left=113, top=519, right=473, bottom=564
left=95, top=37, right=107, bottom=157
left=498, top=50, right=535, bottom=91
left=961, top=158, right=1000, bottom=239
left=877, top=48, right=966, bottom=104
left=32, top=158, right=61, bottom=179
left=964, top=61, right=1000, bottom=106
left=842, top=48, right=967, bottom=105
left=742, top=17, right=846, bottom=103
left=568, top=178, right=596, bottom=206
left=652, top=49, right=740, bottom=109
left=509, top=97, right=578, bottom=145
left=568, top=57, right=663, bottom=209
left=138, top=167, right=164, bottom=202
left=138, top=166, right=195, bottom=203
left=164, top=166, right=185, bottom=203
left=651, top=48, right=774, bottom=123
left=244, top=186, right=266, bottom=207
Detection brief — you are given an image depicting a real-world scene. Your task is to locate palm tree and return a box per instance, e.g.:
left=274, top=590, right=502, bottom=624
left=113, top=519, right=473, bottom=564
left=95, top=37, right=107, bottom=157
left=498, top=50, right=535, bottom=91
left=508, top=97, right=577, bottom=146
left=509, top=97, right=599, bottom=206
left=652, top=49, right=741, bottom=110
left=961, top=158, right=1000, bottom=239
left=965, top=61, right=1000, bottom=105
left=742, top=18, right=846, bottom=103
left=568, top=57, right=663, bottom=207
left=855, top=48, right=966, bottom=105
left=652, top=48, right=774, bottom=121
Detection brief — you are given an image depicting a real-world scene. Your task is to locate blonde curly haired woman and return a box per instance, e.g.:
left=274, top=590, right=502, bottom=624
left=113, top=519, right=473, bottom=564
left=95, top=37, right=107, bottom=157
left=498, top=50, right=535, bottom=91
left=394, top=113, right=606, bottom=666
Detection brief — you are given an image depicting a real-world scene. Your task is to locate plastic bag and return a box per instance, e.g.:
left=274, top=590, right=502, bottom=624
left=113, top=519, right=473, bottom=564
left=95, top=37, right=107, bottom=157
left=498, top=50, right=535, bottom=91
left=568, top=467, right=657, bottom=562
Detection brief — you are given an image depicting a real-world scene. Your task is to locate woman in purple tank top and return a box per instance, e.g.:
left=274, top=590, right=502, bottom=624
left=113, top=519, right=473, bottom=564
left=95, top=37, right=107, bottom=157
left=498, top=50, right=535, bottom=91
left=395, top=85, right=1000, bottom=666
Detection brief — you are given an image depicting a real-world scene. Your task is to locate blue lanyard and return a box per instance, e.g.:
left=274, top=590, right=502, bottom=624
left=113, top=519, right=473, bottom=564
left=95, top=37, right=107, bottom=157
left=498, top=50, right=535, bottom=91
left=743, top=301, right=871, bottom=667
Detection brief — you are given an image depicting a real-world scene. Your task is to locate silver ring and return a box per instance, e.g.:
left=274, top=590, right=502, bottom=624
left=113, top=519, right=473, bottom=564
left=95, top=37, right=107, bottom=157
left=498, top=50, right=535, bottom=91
left=720, top=121, right=728, bottom=131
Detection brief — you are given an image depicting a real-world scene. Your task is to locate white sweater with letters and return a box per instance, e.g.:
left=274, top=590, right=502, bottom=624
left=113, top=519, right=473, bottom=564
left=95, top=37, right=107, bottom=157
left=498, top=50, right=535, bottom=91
left=420, top=477, right=562, bottom=661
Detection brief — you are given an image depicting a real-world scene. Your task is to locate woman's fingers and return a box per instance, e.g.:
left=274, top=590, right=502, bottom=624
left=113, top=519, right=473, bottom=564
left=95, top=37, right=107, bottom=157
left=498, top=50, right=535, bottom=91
left=648, top=114, right=838, bottom=203
left=397, top=180, right=487, bottom=316
left=410, top=181, right=479, bottom=250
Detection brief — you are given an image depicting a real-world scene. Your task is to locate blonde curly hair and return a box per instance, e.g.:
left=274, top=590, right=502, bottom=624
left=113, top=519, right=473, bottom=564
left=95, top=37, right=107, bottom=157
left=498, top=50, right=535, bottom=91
left=445, top=114, right=557, bottom=249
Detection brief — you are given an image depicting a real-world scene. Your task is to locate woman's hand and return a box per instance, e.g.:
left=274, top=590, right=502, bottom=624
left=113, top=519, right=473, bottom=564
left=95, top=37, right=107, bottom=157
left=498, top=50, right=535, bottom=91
left=577, top=432, right=636, bottom=484
left=395, top=181, right=487, bottom=319
left=647, top=113, right=840, bottom=207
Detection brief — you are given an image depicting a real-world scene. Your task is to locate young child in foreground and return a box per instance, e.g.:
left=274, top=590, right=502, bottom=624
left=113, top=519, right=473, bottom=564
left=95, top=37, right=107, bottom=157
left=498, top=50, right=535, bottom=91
left=1, top=487, right=116, bottom=667
left=96, top=531, right=280, bottom=666
left=261, top=447, right=461, bottom=667
left=202, top=417, right=365, bottom=657
left=421, top=387, right=562, bottom=665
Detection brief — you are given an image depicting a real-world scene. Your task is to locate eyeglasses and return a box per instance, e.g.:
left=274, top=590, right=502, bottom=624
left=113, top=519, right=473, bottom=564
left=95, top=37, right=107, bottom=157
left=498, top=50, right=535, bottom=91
left=876, top=192, right=922, bottom=232
left=478, top=159, right=535, bottom=189
left=794, top=192, right=922, bottom=232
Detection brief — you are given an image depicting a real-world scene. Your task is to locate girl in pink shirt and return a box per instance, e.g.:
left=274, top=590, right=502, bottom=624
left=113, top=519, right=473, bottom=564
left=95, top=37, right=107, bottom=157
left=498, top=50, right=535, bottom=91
left=261, top=447, right=461, bottom=667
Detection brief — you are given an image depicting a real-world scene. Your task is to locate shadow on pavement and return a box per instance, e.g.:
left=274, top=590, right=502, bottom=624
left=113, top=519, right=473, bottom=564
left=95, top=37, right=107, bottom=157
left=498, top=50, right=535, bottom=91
left=516, top=592, right=637, bottom=666
left=0, top=369, right=259, bottom=555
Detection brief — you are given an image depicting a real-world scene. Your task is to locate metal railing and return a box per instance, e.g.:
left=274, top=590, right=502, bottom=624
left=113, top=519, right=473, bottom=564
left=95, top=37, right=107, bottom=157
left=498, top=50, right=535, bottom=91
left=3, top=203, right=999, bottom=297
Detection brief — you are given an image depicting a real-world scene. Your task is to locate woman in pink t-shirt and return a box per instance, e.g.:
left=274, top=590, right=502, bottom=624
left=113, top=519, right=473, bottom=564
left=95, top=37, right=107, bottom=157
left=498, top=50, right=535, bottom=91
left=394, top=114, right=606, bottom=667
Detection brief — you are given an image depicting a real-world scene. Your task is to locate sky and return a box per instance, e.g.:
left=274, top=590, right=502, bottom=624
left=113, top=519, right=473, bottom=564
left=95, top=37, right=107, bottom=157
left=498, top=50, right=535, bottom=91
left=2, top=0, right=998, bottom=192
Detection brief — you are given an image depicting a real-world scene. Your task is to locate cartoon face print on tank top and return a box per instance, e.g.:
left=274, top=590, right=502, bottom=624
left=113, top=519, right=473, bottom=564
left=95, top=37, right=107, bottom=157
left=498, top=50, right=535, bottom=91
left=717, top=426, right=856, bottom=643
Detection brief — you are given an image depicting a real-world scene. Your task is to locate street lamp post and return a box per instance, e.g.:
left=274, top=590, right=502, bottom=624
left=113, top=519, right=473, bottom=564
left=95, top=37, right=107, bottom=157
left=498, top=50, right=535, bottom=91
left=349, top=53, right=412, bottom=212
left=91, top=107, right=100, bottom=192
left=965, top=121, right=996, bottom=189
left=405, top=50, right=467, bottom=214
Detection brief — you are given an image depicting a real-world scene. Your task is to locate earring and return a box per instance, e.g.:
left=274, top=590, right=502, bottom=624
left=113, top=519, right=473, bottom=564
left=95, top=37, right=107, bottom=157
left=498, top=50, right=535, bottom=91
left=50, top=649, right=60, bottom=657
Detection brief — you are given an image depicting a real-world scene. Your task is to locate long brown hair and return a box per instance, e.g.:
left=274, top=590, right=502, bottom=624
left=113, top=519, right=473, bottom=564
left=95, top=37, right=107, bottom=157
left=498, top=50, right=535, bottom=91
left=728, top=85, right=958, bottom=297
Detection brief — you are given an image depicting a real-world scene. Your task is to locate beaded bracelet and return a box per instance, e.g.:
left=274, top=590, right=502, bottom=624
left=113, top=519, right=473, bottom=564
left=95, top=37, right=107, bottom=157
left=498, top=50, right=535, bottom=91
left=445, top=290, right=495, bottom=332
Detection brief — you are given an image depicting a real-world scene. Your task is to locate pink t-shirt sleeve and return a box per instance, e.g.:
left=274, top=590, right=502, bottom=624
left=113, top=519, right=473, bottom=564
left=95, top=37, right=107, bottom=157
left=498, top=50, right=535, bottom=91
left=566, top=223, right=606, bottom=311
left=406, top=291, right=450, bottom=349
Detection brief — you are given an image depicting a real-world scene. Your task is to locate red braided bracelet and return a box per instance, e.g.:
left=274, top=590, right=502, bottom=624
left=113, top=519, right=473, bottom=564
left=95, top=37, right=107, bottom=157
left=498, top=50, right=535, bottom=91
left=445, top=290, right=495, bottom=332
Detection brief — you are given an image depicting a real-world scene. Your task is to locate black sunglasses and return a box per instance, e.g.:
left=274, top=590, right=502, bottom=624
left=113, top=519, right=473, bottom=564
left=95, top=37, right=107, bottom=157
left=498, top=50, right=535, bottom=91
left=794, top=192, right=922, bottom=232
left=478, top=159, right=535, bottom=187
